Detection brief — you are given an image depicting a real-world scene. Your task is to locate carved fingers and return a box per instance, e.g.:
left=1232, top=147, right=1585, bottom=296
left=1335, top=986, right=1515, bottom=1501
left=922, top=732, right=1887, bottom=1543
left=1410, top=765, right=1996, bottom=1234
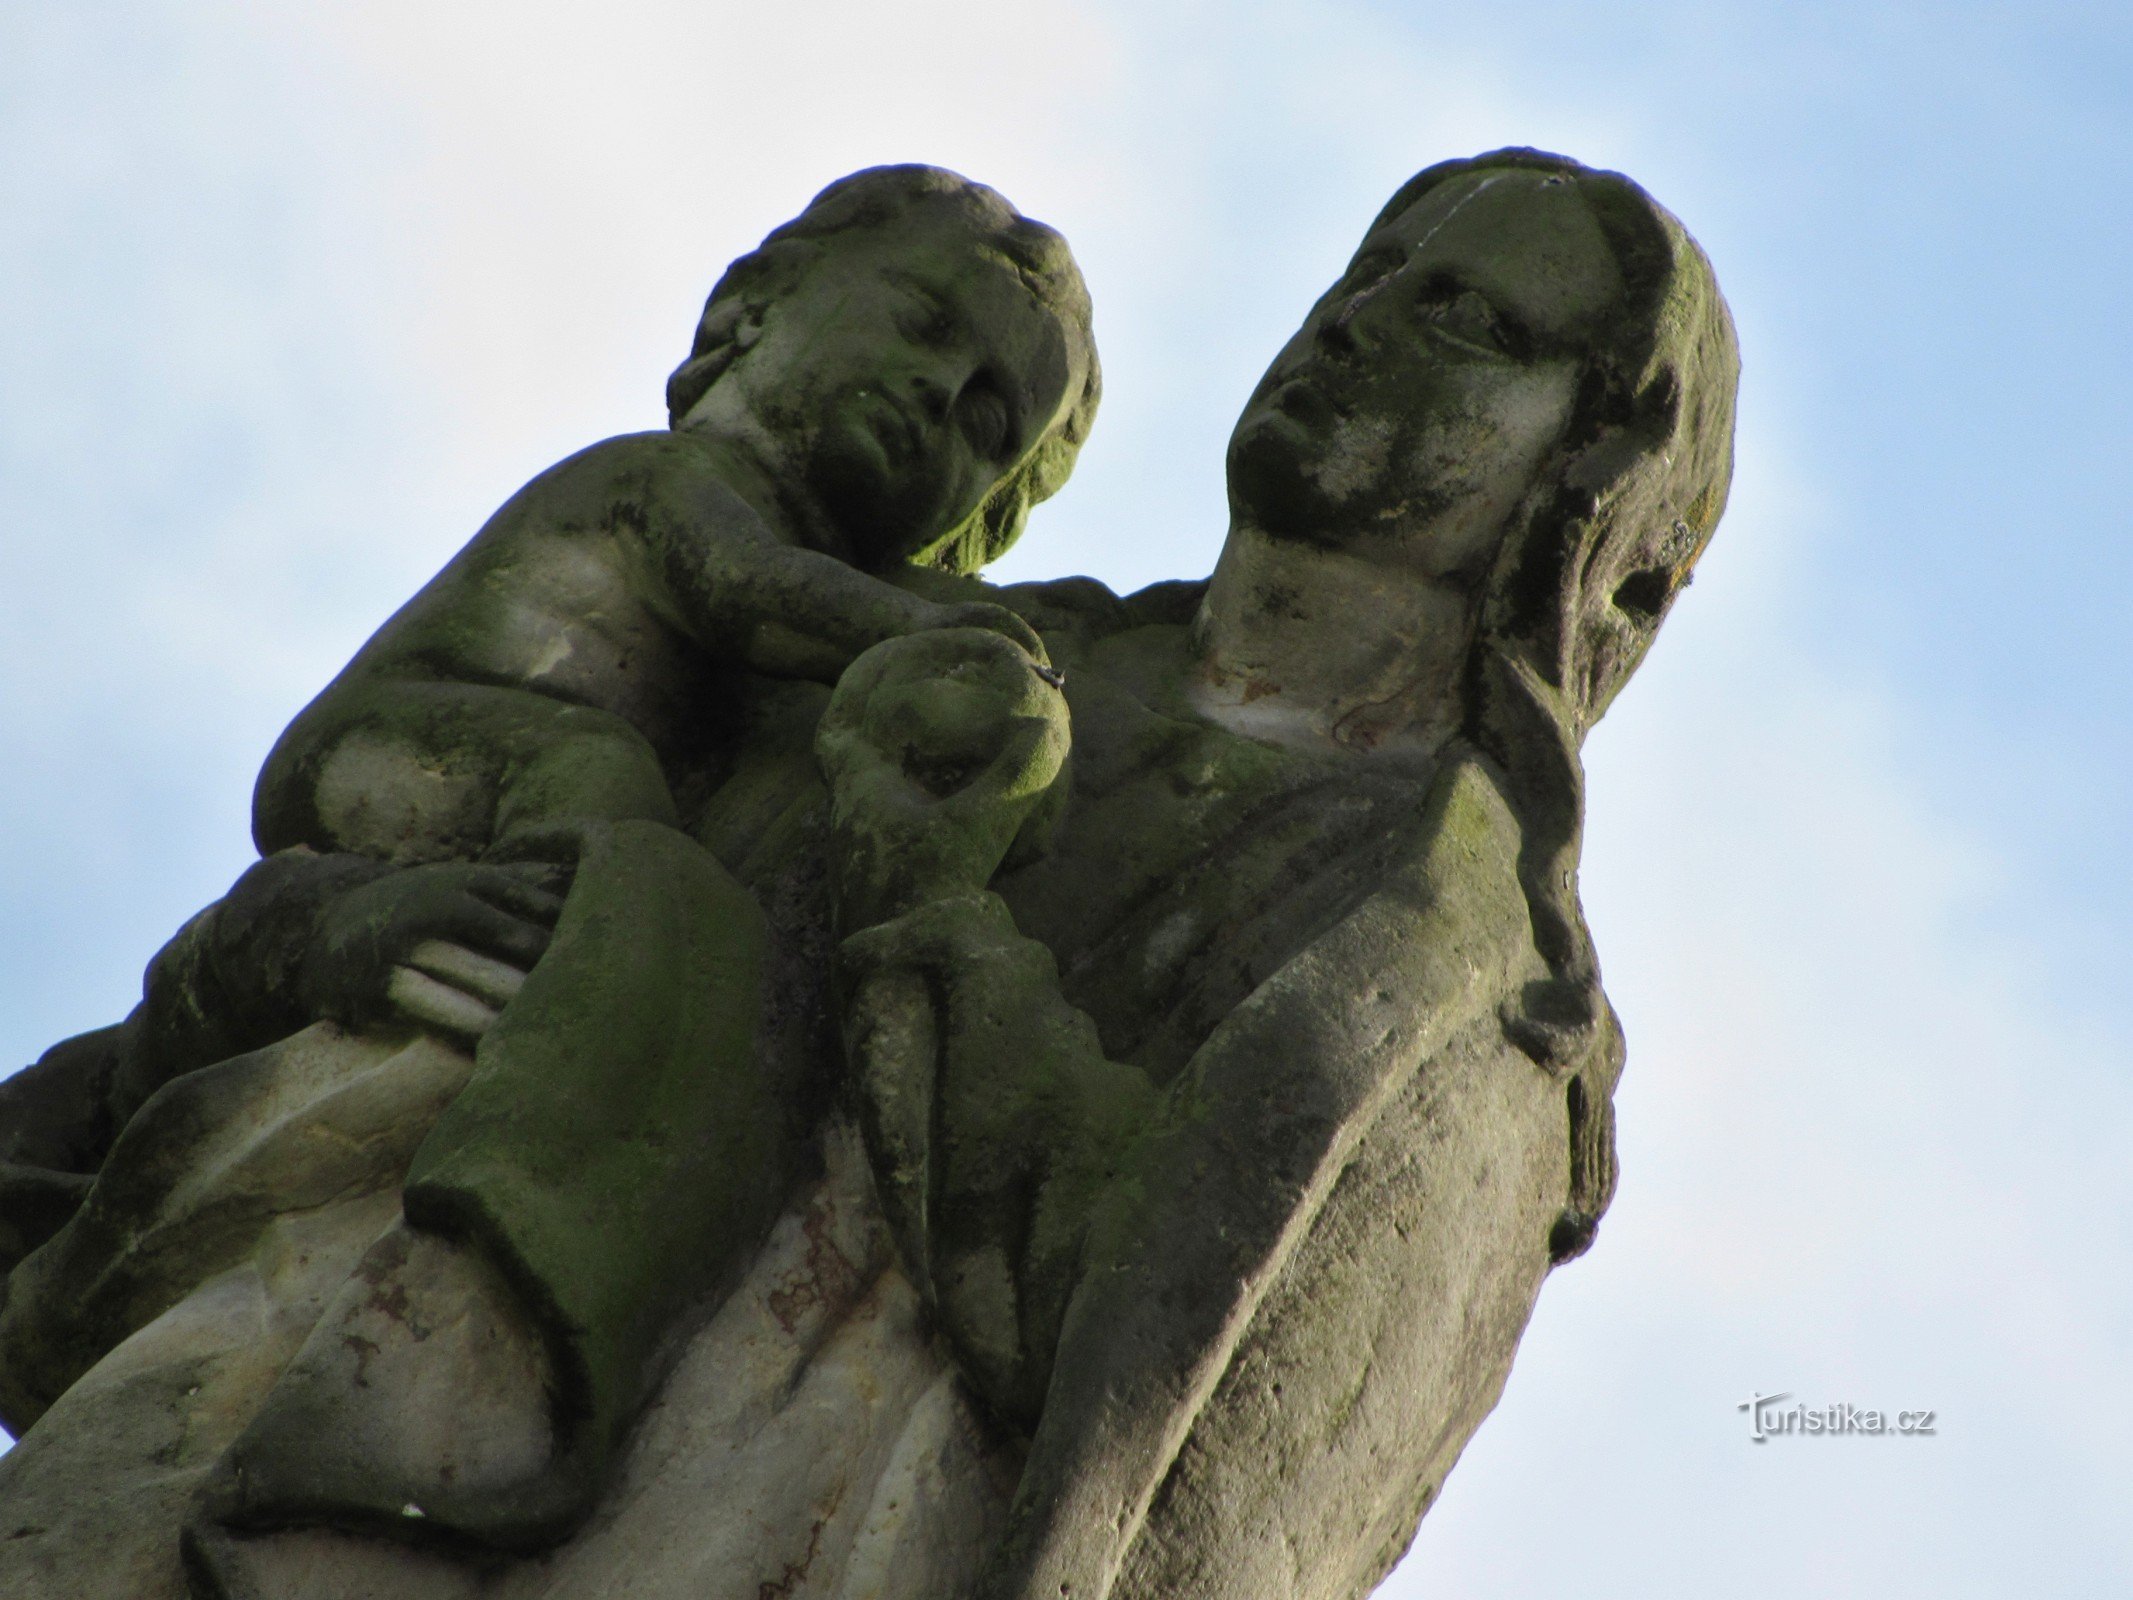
left=301, top=861, right=568, bottom=1042
left=384, top=940, right=536, bottom=1046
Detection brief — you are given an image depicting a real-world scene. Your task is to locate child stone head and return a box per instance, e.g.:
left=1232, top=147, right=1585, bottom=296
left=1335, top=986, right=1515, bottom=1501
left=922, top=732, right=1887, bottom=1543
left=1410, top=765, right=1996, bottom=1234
left=666, top=165, right=1100, bottom=575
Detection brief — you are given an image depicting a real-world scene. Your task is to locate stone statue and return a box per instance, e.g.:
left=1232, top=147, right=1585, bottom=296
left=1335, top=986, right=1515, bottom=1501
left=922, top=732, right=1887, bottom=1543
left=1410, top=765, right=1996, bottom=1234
left=0, top=149, right=1737, bottom=1600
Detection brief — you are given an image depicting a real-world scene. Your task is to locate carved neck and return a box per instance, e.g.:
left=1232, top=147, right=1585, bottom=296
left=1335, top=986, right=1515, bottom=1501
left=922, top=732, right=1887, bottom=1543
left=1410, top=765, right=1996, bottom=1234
left=673, top=417, right=854, bottom=562
left=1189, top=522, right=1478, bottom=756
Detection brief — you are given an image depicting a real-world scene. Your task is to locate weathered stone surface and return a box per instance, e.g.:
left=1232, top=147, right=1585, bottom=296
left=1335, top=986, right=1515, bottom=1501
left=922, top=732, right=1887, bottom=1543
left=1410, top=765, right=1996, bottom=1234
left=0, top=149, right=1738, bottom=1600
left=0, top=1023, right=473, bottom=1598
left=0, top=1011, right=1014, bottom=1599
left=182, top=1117, right=1018, bottom=1600
left=491, top=1122, right=1016, bottom=1600
left=0, top=1027, right=475, bottom=1433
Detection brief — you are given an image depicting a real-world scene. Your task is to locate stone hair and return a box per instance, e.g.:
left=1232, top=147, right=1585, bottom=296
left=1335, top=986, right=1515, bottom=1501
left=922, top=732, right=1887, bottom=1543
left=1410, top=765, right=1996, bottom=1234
left=1360, top=151, right=1740, bottom=1248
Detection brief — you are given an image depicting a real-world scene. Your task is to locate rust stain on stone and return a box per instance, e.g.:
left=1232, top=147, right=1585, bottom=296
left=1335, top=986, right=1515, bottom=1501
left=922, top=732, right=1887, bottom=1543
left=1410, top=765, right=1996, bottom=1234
left=756, top=1514, right=827, bottom=1599
left=341, top=1331, right=381, bottom=1387
left=765, top=1199, right=861, bottom=1336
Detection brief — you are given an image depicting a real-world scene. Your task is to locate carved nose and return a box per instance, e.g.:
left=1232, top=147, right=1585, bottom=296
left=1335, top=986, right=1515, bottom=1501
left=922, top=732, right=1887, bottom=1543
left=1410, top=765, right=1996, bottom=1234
left=1315, top=310, right=1360, bottom=358
left=908, top=373, right=954, bottom=424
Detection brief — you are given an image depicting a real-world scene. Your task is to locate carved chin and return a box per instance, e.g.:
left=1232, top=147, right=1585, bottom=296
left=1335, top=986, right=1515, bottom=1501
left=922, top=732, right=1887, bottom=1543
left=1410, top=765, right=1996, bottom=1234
left=1231, top=410, right=1424, bottom=552
left=811, top=433, right=938, bottom=564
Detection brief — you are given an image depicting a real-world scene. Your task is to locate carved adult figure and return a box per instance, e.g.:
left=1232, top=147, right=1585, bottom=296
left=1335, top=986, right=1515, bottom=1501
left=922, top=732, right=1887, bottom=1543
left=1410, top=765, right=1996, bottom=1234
left=818, top=146, right=1738, bottom=1599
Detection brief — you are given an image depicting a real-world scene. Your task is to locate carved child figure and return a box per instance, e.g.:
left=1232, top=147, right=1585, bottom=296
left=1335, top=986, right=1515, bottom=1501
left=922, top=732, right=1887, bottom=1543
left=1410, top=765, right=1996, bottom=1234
left=204, top=166, right=1098, bottom=1557
left=255, top=165, right=1090, bottom=882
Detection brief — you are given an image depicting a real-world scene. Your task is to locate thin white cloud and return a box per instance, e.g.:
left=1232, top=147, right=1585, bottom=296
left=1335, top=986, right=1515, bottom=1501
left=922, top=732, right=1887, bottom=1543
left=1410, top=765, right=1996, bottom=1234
left=1392, top=426, right=2133, bottom=1594
left=4, top=5, right=2128, bottom=1591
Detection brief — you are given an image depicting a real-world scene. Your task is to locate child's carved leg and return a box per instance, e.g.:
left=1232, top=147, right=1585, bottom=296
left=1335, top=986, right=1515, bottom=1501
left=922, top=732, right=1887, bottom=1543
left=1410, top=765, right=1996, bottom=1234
left=486, top=701, right=680, bottom=863
left=253, top=679, right=677, bottom=866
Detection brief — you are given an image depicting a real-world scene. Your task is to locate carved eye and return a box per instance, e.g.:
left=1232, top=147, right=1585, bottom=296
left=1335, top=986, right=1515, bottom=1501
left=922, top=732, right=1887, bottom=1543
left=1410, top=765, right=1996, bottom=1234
left=1421, top=288, right=1515, bottom=358
left=957, top=378, right=1013, bottom=459
left=895, top=286, right=958, bottom=348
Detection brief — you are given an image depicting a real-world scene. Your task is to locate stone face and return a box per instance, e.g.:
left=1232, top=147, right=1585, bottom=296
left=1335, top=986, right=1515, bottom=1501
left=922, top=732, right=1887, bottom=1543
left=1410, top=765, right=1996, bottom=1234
left=0, top=149, right=1738, bottom=1600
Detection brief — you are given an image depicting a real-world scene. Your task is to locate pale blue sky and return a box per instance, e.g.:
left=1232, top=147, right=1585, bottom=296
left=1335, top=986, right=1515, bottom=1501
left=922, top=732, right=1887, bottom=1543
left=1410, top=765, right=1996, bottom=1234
left=4, top=2, right=2130, bottom=1592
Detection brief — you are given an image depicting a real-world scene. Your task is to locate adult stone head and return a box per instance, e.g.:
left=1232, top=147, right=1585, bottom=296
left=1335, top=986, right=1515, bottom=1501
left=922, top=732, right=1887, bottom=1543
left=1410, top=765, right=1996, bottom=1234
left=1212, top=148, right=1736, bottom=734
left=1199, top=145, right=1738, bottom=1114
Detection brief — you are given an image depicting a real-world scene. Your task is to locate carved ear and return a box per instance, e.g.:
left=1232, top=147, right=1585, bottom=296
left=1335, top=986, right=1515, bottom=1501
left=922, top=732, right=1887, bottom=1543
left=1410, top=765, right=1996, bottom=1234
left=1561, top=366, right=1708, bottom=719
left=665, top=237, right=800, bottom=427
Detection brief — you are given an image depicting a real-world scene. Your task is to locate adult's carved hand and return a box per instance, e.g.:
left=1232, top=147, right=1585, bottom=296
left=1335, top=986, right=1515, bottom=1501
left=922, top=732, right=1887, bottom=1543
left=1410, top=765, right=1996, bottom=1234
left=298, top=859, right=568, bottom=1047
left=816, top=626, right=1069, bottom=932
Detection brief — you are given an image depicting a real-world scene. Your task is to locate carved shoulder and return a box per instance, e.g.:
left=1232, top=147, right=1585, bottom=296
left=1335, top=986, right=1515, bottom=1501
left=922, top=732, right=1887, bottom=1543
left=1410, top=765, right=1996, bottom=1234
left=473, top=430, right=767, bottom=549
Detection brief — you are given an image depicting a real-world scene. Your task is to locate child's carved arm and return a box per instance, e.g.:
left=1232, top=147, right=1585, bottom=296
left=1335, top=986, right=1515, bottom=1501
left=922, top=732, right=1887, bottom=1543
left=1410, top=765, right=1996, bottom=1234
left=625, top=441, right=1045, bottom=679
